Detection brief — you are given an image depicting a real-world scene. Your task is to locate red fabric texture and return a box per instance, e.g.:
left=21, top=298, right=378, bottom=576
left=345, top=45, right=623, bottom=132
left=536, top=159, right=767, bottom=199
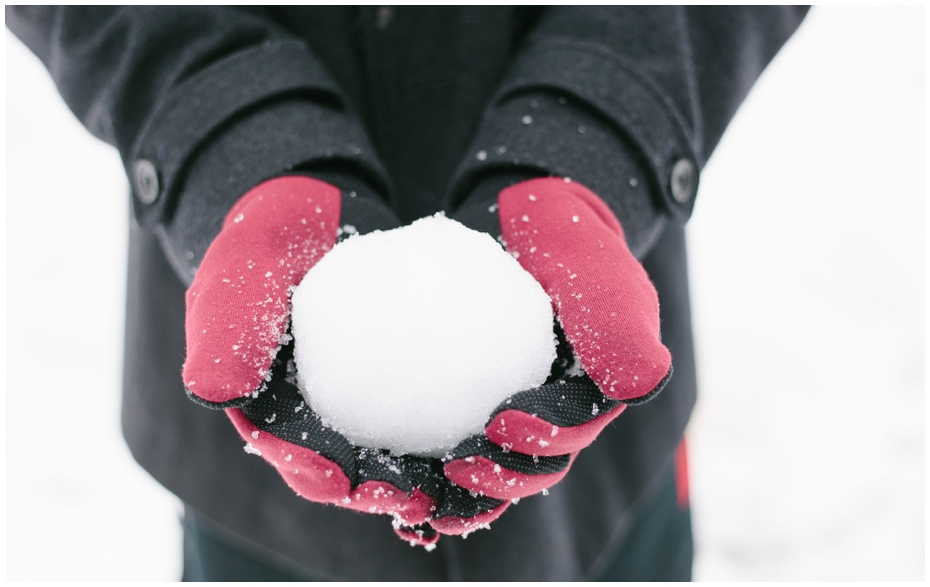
left=484, top=404, right=626, bottom=456
left=444, top=454, right=576, bottom=500
left=227, top=408, right=351, bottom=503
left=498, top=177, right=671, bottom=401
left=342, top=483, right=436, bottom=526
left=393, top=525, right=440, bottom=548
left=183, top=176, right=341, bottom=404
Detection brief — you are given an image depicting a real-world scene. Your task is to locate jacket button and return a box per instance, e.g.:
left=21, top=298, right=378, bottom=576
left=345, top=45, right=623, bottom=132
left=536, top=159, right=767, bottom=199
left=132, top=159, right=160, bottom=204
left=669, top=158, right=697, bottom=204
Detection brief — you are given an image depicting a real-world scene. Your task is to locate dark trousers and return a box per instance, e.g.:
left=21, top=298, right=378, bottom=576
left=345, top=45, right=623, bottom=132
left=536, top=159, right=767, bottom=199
left=594, top=457, right=693, bottom=581
left=182, top=456, right=692, bottom=582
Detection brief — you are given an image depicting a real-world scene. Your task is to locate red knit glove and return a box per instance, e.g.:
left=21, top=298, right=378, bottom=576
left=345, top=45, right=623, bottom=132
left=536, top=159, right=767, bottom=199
left=183, top=175, right=514, bottom=547
left=445, top=177, right=672, bottom=499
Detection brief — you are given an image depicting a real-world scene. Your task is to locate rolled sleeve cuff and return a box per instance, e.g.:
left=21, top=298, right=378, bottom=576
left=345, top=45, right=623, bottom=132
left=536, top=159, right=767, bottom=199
left=128, top=40, right=387, bottom=228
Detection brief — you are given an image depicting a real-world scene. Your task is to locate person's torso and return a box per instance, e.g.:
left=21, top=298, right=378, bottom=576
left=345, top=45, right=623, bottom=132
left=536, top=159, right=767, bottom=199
left=267, top=6, right=540, bottom=222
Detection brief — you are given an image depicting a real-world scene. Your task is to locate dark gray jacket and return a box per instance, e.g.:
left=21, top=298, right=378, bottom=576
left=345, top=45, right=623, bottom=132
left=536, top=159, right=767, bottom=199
left=8, top=6, right=807, bottom=580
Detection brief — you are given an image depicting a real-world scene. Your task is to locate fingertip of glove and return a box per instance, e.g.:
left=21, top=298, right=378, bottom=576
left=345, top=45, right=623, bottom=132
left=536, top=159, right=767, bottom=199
left=444, top=455, right=571, bottom=500
left=485, top=403, right=626, bottom=456
left=618, top=363, right=673, bottom=406
left=184, top=386, right=258, bottom=409
left=393, top=523, right=440, bottom=549
left=429, top=500, right=511, bottom=536
left=225, top=408, right=354, bottom=502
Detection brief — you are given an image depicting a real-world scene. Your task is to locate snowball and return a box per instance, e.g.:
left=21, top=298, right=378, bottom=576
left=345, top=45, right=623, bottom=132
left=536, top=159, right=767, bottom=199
left=290, top=214, right=556, bottom=457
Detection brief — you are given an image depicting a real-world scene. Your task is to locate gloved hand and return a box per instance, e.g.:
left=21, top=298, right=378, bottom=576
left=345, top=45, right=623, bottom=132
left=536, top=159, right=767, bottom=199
left=444, top=177, right=672, bottom=499
left=183, top=175, right=514, bottom=547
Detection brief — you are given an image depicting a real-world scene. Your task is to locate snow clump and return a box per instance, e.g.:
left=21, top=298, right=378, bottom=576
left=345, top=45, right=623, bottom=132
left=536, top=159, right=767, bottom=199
left=290, top=214, right=556, bottom=457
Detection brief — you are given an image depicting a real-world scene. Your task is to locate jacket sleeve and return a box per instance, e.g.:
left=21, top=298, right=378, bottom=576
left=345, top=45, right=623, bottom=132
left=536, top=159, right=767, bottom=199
left=449, top=6, right=809, bottom=258
left=6, top=6, right=391, bottom=282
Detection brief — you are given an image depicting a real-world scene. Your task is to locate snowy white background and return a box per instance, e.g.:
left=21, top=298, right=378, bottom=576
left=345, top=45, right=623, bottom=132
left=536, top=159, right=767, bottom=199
left=4, top=6, right=924, bottom=581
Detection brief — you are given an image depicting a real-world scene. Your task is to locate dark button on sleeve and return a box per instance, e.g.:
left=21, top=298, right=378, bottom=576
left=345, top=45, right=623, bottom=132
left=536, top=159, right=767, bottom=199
left=129, top=41, right=345, bottom=229
left=669, top=158, right=697, bottom=204
left=132, top=159, right=160, bottom=205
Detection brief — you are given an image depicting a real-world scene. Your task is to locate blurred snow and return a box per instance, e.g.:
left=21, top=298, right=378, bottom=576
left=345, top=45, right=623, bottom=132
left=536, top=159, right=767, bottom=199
left=4, top=30, right=182, bottom=581
left=3, top=6, right=924, bottom=581
left=686, top=6, right=924, bottom=581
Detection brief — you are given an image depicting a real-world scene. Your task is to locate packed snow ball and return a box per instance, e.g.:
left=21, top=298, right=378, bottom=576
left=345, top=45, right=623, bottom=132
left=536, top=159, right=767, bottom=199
left=290, top=214, right=557, bottom=457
